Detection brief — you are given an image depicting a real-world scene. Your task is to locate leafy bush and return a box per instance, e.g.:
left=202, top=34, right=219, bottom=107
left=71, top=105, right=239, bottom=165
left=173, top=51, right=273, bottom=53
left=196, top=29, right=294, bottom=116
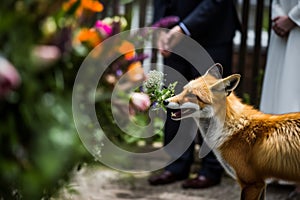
left=0, top=1, right=95, bottom=199
left=0, top=1, right=182, bottom=198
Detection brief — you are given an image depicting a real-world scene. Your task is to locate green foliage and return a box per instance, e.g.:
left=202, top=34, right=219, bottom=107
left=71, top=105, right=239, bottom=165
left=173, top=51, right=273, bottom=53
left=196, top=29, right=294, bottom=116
left=143, top=70, right=177, bottom=111
left=0, top=1, right=168, bottom=198
left=0, top=1, right=90, bottom=199
left=96, top=94, right=164, bottom=148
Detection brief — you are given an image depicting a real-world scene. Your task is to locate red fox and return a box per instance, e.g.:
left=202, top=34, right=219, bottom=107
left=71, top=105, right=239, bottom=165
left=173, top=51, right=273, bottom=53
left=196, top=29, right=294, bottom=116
left=164, top=64, right=300, bottom=200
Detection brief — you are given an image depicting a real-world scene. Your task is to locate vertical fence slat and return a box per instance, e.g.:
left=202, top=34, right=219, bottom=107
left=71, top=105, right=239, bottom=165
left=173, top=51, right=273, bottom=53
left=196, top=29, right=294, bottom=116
left=252, top=0, right=264, bottom=106
left=124, top=2, right=133, bottom=30
left=237, top=0, right=250, bottom=97
left=138, top=0, right=147, bottom=27
left=268, top=0, right=273, bottom=45
left=112, top=0, right=120, bottom=16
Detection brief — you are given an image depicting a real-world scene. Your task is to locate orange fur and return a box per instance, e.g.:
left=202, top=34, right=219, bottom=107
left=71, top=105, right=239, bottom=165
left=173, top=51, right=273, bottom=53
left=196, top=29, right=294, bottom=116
left=166, top=64, right=300, bottom=200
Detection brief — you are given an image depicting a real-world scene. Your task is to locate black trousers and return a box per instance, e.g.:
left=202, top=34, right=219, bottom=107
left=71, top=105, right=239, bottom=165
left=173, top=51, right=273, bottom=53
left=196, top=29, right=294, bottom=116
left=162, top=43, right=233, bottom=181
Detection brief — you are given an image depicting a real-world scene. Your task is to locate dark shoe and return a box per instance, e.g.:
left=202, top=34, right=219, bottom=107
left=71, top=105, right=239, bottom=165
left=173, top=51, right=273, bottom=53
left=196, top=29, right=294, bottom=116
left=181, top=175, right=220, bottom=189
left=148, top=171, right=182, bottom=186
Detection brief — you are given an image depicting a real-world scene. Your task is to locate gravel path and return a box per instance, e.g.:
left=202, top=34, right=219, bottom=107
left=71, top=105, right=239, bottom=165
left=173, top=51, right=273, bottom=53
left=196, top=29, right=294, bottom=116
left=53, top=164, right=298, bottom=200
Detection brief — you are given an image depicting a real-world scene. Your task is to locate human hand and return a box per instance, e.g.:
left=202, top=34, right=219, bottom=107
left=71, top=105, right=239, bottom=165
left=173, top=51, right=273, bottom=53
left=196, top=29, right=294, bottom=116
left=157, top=25, right=184, bottom=57
left=272, top=16, right=296, bottom=37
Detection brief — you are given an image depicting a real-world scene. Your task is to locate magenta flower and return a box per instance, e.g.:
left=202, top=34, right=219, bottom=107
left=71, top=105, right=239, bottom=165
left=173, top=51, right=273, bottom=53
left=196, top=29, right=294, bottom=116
left=130, top=92, right=151, bottom=111
left=152, top=16, right=180, bottom=28
left=126, top=53, right=149, bottom=63
left=94, top=20, right=113, bottom=37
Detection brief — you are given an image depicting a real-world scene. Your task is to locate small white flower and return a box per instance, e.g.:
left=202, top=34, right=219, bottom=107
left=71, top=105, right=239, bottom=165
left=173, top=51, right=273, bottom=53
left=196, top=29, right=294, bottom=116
left=143, top=70, right=164, bottom=92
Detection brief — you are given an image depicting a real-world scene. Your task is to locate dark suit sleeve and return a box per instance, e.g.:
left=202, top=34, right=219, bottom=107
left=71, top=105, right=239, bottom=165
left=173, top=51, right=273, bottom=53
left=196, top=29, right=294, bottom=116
left=182, top=0, right=228, bottom=36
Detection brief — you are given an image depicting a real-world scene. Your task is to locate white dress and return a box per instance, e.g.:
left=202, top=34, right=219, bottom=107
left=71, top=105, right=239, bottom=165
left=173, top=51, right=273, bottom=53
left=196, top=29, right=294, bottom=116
left=260, top=0, right=300, bottom=114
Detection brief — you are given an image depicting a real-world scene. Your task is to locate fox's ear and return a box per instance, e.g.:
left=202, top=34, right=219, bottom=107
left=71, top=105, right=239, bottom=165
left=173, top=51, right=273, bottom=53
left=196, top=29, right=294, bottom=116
left=210, top=74, right=241, bottom=95
left=205, top=63, right=223, bottom=78
left=224, top=74, right=241, bottom=93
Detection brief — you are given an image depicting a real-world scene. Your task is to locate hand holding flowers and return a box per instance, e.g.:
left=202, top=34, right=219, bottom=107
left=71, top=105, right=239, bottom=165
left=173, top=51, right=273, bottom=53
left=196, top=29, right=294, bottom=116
left=131, top=70, right=177, bottom=111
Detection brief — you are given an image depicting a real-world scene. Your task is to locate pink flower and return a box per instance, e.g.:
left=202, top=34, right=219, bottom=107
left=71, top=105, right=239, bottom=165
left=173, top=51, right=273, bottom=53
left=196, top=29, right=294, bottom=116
left=0, top=57, right=21, bottom=97
left=130, top=92, right=151, bottom=111
left=32, top=45, right=61, bottom=67
left=94, top=20, right=112, bottom=37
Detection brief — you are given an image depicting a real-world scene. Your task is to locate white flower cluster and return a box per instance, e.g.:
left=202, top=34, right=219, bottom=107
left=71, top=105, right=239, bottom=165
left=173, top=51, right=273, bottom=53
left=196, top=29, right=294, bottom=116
left=143, top=70, right=164, bottom=92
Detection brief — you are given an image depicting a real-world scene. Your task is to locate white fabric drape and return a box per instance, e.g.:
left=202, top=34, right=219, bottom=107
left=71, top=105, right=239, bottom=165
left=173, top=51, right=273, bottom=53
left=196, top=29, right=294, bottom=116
left=260, top=0, right=300, bottom=114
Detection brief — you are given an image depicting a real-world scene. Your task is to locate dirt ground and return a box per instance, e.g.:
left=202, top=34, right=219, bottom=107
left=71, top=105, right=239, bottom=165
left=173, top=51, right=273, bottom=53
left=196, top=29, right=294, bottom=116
left=53, top=164, right=299, bottom=200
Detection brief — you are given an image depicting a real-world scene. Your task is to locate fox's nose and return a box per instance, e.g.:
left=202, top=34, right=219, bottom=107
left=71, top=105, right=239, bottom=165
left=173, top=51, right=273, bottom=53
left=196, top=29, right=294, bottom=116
left=163, top=100, right=169, bottom=106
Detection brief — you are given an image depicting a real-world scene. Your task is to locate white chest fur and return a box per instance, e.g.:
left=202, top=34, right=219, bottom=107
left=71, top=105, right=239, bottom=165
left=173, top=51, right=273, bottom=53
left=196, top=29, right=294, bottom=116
left=196, top=118, right=237, bottom=180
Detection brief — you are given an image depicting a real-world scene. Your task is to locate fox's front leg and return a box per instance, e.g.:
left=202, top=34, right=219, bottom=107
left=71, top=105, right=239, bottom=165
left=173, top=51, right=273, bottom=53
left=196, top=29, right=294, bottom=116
left=240, top=182, right=266, bottom=200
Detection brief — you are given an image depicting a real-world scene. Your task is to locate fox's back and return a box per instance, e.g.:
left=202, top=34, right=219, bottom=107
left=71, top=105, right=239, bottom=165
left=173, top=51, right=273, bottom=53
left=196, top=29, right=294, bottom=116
left=249, top=113, right=300, bottom=181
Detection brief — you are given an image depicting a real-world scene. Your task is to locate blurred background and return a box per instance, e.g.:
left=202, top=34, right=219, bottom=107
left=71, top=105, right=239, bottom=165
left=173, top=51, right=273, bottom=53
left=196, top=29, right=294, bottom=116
left=0, top=0, right=271, bottom=199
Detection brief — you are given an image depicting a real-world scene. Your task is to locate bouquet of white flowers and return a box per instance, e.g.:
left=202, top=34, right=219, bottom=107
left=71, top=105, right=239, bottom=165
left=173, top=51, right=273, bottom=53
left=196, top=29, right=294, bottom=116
left=141, top=70, right=177, bottom=110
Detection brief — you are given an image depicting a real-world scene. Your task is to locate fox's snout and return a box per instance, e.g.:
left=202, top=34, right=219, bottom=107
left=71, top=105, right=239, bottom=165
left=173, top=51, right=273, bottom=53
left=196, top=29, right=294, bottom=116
left=163, top=100, right=169, bottom=106
left=164, top=98, right=181, bottom=110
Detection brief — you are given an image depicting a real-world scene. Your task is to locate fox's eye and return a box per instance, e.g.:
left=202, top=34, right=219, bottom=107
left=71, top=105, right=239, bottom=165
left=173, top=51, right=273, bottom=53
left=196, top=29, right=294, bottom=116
left=196, top=96, right=202, bottom=102
left=186, top=93, right=196, bottom=98
left=196, top=96, right=208, bottom=105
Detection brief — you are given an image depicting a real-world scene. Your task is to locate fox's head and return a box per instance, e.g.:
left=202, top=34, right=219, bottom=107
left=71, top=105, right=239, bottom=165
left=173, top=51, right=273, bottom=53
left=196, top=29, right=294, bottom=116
left=164, top=64, right=241, bottom=120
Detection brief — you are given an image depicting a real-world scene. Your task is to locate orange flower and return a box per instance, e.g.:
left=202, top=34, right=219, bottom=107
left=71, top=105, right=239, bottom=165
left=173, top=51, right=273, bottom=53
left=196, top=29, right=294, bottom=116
left=118, top=41, right=135, bottom=60
left=62, top=0, right=104, bottom=17
left=127, top=61, right=144, bottom=82
left=77, top=28, right=101, bottom=47
left=81, top=0, right=103, bottom=12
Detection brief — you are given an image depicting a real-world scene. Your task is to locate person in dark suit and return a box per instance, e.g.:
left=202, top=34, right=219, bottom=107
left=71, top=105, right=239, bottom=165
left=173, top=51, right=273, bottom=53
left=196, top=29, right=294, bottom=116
left=148, top=0, right=240, bottom=189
